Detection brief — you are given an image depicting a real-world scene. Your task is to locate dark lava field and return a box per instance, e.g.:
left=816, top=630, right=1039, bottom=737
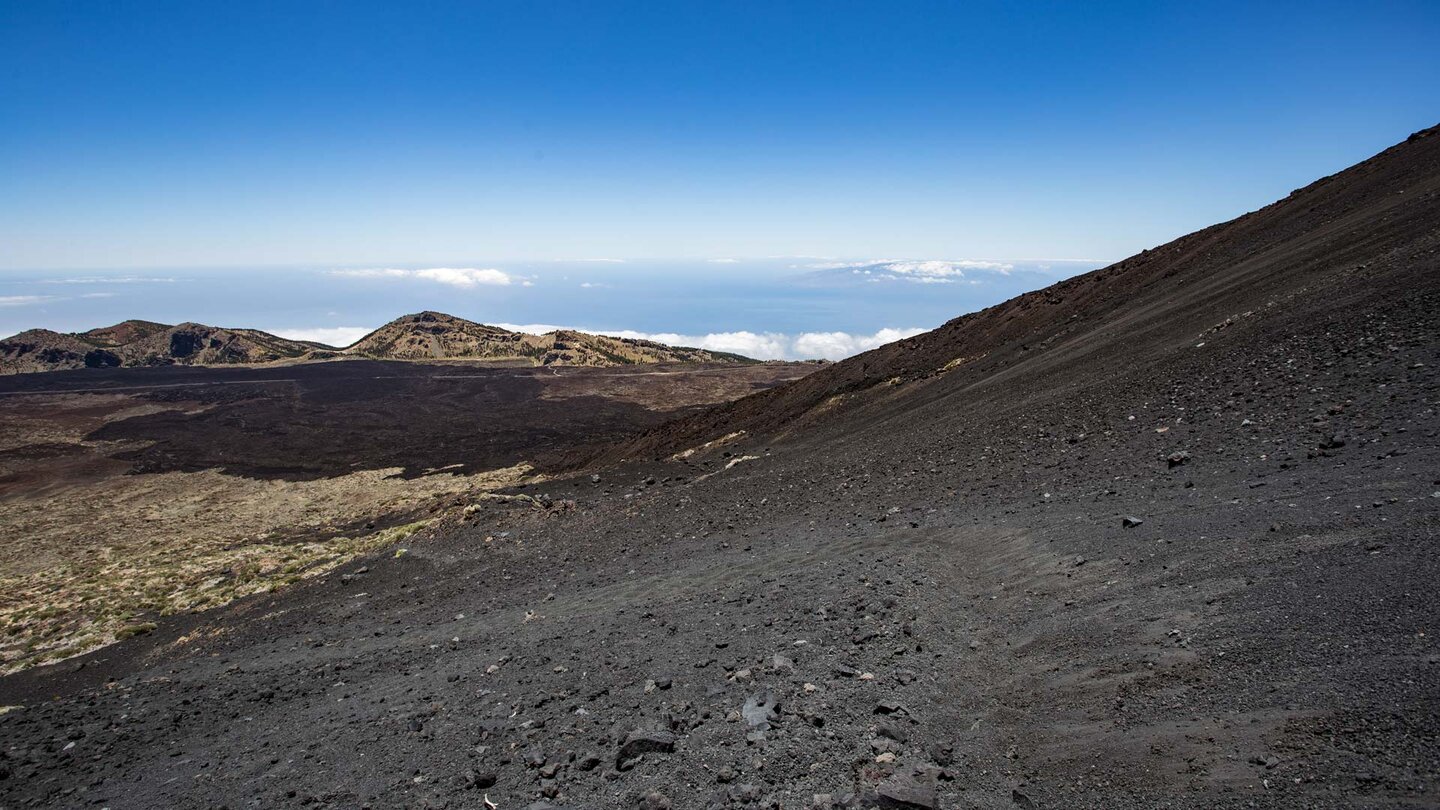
left=1, top=128, right=1437, bottom=809
left=0, top=359, right=812, bottom=480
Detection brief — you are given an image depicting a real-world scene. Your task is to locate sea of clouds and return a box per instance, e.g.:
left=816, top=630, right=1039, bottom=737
left=272, top=324, right=928, bottom=361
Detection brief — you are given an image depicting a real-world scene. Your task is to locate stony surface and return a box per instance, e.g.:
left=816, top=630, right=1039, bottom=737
left=0, top=128, right=1437, bottom=808
left=0, top=360, right=809, bottom=672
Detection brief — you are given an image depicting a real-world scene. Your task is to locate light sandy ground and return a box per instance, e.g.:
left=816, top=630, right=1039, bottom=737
left=0, top=392, right=530, bottom=672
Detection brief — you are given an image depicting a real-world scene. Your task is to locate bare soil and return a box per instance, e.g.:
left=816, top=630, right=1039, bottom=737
left=0, top=360, right=810, bottom=673
left=0, top=128, right=1437, bottom=809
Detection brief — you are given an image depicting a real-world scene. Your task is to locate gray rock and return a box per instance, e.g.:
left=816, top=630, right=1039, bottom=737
left=616, top=729, right=677, bottom=766
left=870, top=737, right=902, bottom=754
left=1122, top=515, right=1144, bottom=528
left=875, top=771, right=937, bottom=808
left=876, top=718, right=908, bottom=743
left=465, top=768, right=498, bottom=789
left=741, top=689, right=779, bottom=730
left=729, top=784, right=762, bottom=803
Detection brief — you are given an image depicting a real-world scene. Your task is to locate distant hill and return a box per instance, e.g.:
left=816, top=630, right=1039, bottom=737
left=80, top=319, right=171, bottom=347
left=0, top=322, right=323, bottom=374
left=0, top=329, right=104, bottom=374
left=0, top=311, right=756, bottom=374
left=345, top=311, right=754, bottom=366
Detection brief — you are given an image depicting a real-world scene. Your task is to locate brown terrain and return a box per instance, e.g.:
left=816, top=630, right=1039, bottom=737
left=0, top=322, right=328, bottom=374
left=346, top=311, right=754, bottom=366
left=0, top=360, right=812, bottom=675
left=0, top=125, right=1436, bottom=810
left=0, top=311, right=755, bottom=374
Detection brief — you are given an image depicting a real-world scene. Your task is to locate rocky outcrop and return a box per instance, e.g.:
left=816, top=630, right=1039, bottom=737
left=345, top=312, right=754, bottom=366
left=0, top=321, right=320, bottom=374
left=1, top=312, right=757, bottom=373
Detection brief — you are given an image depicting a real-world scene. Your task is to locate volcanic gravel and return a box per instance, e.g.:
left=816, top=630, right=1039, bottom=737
left=1, top=128, right=1438, bottom=809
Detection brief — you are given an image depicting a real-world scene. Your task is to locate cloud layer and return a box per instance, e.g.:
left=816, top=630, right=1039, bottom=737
left=329, top=268, right=528, bottom=287
left=270, top=326, right=376, bottom=347
left=806, top=258, right=1014, bottom=284
left=38, top=276, right=176, bottom=284
left=495, top=323, right=927, bottom=360
left=271, top=322, right=927, bottom=357
left=0, top=295, right=55, bottom=307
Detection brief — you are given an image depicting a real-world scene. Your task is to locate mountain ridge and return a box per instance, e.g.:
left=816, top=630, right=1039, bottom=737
left=0, top=322, right=324, bottom=374
left=575, top=123, right=1440, bottom=466
left=344, top=310, right=755, bottom=366
left=0, top=311, right=758, bottom=373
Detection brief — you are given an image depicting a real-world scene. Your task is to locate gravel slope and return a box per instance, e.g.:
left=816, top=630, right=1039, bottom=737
left=1, top=128, right=1437, bottom=809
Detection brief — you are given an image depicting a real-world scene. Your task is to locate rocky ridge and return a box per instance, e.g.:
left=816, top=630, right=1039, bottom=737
left=0, top=322, right=325, bottom=374
left=345, top=311, right=753, bottom=366
left=0, top=312, right=756, bottom=373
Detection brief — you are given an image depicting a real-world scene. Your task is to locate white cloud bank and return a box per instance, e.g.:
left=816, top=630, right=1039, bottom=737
left=790, top=328, right=929, bottom=358
left=0, top=295, right=55, bottom=307
left=806, top=258, right=1013, bottom=284
left=329, top=268, right=530, bottom=287
left=495, top=323, right=928, bottom=361
left=272, top=321, right=929, bottom=359
left=271, top=326, right=376, bottom=348
left=38, top=276, right=176, bottom=285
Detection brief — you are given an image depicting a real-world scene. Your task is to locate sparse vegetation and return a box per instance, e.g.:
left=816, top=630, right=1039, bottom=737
left=0, top=507, right=459, bottom=673
left=0, top=362, right=808, bottom=674
left=0, top=388, right=538, bottom=672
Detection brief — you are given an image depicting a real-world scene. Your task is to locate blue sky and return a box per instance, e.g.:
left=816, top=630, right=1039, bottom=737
left=2, top=2, right=1438, bottom=357
left=0, top=260, right=1104, bottom=359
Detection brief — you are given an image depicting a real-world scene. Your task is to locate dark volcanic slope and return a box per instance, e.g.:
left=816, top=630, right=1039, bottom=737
left=1, top=128, right=1438, bottom=810
left=0, top=360, right=809, bottom=481
left=589, top=125, right=1440, bottom=467
left=0, top=321, right=321, bottom=374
